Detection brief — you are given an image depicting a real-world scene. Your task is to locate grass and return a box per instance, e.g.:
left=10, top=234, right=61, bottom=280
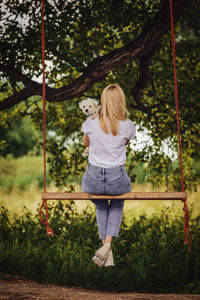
left=1, top=154, right=200, bottom=293
left=1, top=201, right=200, bottom=293
left=0, top=154, right=50, bottom=192
left=0, top=154, right=200, bottom=221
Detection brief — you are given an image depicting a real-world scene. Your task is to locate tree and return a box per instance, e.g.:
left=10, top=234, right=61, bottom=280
left=0, top=0, right=191, bottom=109
left=0, top=0, right=200, bottom=190
left=0, top=117, right=39, bottom=157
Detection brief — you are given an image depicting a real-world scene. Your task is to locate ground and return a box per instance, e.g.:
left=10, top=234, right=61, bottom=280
left=0, top=276, right=200, bottom=300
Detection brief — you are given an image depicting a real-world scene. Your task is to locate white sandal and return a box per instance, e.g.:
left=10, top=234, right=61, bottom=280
left=95, top=243, right=111, bottom=261
left=104, top=249, right=115, bottom=267
left=92, top=256, right=105, bottom=267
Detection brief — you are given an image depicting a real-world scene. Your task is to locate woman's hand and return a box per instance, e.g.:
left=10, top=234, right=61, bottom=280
left=83, top=134, right=90, bottom=147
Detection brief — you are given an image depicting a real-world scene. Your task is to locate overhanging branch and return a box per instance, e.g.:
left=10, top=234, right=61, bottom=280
left=0, top=64, right=41, bottom=89
left=0, top=0, right=188, bottom=111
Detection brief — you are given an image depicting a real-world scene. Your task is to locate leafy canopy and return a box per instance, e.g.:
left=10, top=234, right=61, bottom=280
left=0, top=0, right=200, bottom=190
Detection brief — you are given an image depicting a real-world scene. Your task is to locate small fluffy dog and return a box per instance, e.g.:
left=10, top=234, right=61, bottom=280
left=79, top=98, right=101, bottom=157
left=79, top=98, right=100, bottom=119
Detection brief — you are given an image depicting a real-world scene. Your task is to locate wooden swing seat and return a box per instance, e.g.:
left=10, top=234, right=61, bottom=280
left=42, top=192, right=187, bottom=200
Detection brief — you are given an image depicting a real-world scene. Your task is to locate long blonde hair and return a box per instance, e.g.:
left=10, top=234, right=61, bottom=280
left=99, top=84, right=128, bottom=135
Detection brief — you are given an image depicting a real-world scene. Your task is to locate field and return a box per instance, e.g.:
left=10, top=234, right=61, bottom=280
left=0, top=154, right=200, bottom=221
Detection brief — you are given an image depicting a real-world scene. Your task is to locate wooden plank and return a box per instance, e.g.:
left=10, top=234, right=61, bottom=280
left=42, top=192, right=187, bottom=200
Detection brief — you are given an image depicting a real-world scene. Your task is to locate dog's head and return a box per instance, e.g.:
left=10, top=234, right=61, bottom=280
left=79, top=98, right=99, bottom=116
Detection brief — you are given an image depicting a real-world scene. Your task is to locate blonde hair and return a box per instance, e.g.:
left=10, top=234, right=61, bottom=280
left=99, top=84, right=128, bottom=136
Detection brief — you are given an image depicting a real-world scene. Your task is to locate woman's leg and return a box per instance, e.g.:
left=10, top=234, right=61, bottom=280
left=104, top=166, right=130, bottom=239
left=95, top=214, right=114, bottom=267
left=106, top=199, right=124, bottom=238
left=92, top=200, right=113, bottom=266
left=102, top=235, right=113, bottom=244
left=92, top=199, right=109, bottom=241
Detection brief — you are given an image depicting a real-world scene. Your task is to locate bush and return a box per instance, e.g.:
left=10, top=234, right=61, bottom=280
left=0, top=203, right=200, bottom=293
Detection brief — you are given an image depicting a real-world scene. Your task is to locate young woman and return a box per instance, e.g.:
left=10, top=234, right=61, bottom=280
left=81, top=84, right=136, bottom=267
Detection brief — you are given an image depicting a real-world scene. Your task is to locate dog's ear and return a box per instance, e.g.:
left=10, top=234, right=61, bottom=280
left=79, top=102, right=83, bottom=109
left=92, top=99, right=99, bottom=106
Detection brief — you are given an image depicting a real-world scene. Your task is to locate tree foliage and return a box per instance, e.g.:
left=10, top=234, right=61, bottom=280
left=0, top=117, right=39, bottom=157
left=0, top=0, right=200, bottom=190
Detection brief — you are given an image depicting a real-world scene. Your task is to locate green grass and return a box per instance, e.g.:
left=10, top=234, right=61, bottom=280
left=1, top=154, right=200, bottom=293
left=0, top=154, right=51, bottom=192
left=0, top=202, right=200, bottom=293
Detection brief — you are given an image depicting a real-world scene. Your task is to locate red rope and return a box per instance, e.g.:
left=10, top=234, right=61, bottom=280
left=38, top=0, right=191, bottom=246
left=38, top=0, right=54, bottom=237
left=41, top=0, right=46, bottom=195
left=169, top=0, right=191, bottom=251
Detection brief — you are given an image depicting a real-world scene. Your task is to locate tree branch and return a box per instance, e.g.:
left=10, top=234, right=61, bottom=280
left=0, top=64, right=41, bottom=89
left=131, top=54, right=154, bottom=112
left=46, top=41, right=79, bottom=67
left=0, top=0, right=188, bottom=111
left=0, top=64, right=54, bottom=110
left=130, top=0, right=188, bottom=107
left=0, top=88, right=36, bottom=110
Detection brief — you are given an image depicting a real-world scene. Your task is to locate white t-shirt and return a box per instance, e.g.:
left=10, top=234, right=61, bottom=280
left=81, top=117, right=136, bottom=168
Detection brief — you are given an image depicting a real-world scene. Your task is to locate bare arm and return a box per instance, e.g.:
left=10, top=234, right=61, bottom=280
left=83, top=134, right=90, bottom=147
left=125, top=139, right=130, bottom=146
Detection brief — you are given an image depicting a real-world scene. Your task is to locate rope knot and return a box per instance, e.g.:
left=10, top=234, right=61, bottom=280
left=46, top=225, right=54, bottom=237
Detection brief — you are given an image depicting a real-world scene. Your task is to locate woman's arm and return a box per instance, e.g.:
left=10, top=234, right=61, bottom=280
left=125, top=139, right=130, bottom=146
left=83, top=134, right=90, bottom=147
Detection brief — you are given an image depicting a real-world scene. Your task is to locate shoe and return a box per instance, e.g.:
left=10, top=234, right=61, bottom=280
left=95, top=243, right=111, bottom=261
left=104, top=249, right=115, bottom=267
left=92, top=256, right=105, bottom=267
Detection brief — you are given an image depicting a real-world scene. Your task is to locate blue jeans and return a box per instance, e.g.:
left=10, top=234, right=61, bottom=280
left=81, top=163, right=131, bottom=239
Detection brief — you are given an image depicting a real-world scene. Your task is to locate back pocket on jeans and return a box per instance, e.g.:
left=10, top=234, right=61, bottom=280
left=109, top=173, right=131, bottom=195
left=82, top=172, right=98, bottom=194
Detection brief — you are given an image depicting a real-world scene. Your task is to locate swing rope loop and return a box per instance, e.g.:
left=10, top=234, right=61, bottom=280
left=169, top=0, right=191, bottom=251
left=38, top=0, right=54, bottom=237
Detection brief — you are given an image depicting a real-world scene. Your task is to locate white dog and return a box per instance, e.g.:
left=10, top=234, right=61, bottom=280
left=79, top=98, right=100, bottom=119
left=79, top=98, right=101, bottom=157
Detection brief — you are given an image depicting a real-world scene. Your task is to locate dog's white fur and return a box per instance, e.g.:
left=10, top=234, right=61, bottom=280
left=79, top=98, right=100, bottom=157
left=79, top=98, right=100, bottom=119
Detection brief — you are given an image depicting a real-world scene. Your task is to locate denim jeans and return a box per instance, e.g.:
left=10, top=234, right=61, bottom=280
left=81, top=163, right=131, bottom=239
